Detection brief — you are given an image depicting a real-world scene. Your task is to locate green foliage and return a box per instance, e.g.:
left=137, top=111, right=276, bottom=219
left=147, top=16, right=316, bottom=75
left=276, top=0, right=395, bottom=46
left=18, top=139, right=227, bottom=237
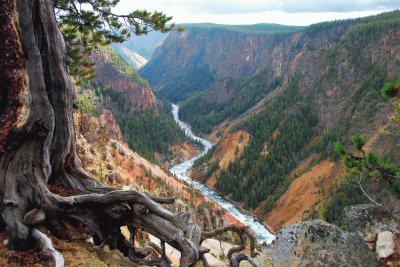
left=79, top=45, right=148, bottom=113
left=333, top=141, right=345, bottom=155
left=322, top=181, right=369, bottom=227
left=75, top=92, right=100, bottom=116
left=321, top=133, right=400, bottom=227
left=193, top=145, right=216, bottom=169
left=351, top=134, right=366, bottom=151
left=54, top=0, right=176, bottom=83
left=110, top=141, right=117, bottom=149
left=77, top=50, right=189, bottom=163
left=66, top=46, right=97, bottom=84
left=115, top=104, right=187, bottom=163
left=381, top=75, right=400, bottom=98
left=157, top=65, right=215, bottom=102
left=300, top=132, right=341, bottom=161
left=381, top=82, right=397, bottom=98
left=180, top=70, right=282, bottom=133
left=393, top=180, right=400, bottom=194
left=344, top=10, right=400, bottom=50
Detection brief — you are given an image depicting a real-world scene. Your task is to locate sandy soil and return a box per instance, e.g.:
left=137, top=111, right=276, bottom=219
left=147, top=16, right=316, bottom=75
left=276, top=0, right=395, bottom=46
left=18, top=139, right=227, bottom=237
left=265, top=159, right=345, bottom=231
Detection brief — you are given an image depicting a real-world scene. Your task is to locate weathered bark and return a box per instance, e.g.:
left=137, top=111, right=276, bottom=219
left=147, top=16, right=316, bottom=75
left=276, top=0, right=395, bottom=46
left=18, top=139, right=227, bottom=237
left=0, top=0, right=258, bottom=266
left=231, top=252, right=258, bottom=267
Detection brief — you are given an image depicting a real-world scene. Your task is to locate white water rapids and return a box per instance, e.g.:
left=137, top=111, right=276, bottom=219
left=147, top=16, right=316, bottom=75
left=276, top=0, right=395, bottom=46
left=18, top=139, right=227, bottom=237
left=170, top=104, right=275, bottom=244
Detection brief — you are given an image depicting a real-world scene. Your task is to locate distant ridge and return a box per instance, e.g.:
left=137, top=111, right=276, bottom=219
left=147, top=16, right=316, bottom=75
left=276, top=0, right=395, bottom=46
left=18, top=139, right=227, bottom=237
left=177, top=22, right=304, bottom=34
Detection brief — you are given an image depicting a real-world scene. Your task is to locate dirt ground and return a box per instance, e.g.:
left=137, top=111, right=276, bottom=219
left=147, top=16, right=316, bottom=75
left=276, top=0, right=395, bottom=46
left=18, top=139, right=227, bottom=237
left=206, top=130, right=250, bottom=187
left=264, top=159, right=345, bottom=231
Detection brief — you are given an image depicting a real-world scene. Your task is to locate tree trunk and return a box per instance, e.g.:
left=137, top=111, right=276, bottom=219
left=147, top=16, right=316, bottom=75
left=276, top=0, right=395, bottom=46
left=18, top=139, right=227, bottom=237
left=0, top=1, right=257, bottom=266
left=0, top=0, right=203, bottom=263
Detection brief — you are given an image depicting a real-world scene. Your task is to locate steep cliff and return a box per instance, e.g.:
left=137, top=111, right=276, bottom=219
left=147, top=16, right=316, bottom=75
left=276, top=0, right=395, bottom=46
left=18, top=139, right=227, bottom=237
left=112, top=44, right=148, bottom=70
left=139, top=23, right=302, bottom=101
left=90, top=47, right=157, bottom=113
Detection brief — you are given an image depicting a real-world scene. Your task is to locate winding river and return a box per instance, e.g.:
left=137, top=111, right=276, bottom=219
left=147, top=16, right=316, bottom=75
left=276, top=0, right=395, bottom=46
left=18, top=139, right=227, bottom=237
left=170, top=104, right=275, bottom=244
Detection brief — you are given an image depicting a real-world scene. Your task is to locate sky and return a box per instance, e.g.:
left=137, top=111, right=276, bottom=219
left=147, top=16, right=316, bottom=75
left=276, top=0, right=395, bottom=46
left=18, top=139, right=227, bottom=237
left=114, top=0, right=400, bottom=26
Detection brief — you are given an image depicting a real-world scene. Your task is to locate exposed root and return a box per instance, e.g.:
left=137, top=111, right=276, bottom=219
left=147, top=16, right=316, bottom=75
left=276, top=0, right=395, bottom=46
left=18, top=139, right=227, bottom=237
left=128, top=251, right=171, bottom=267
left=31, top=228, right=64, bottom=267
left=1, top=176, right=259, bottom=267
left=202, top=224, right=258, bottom=266
left=49, top=188, right=199, bottom=266
left=231, top=252, right=257, bottom=267
left=146, top=241, right=173, bottom=265
left=24, top=209, right=46, bottom=225
left=201, top=254, right=210, bottom=267
left=58, top=189, right=175, bottom=221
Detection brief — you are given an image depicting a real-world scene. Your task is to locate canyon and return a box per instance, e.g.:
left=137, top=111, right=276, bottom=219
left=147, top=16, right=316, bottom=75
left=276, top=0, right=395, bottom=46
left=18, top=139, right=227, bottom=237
left=1, top=2, right=400, bottom=265
left=141, top=12, right=400, bottom=227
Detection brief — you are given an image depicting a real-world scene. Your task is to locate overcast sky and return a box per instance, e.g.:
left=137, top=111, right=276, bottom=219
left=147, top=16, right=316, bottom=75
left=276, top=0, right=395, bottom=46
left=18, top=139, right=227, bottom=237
left=114, top=0, right=400, bottom=26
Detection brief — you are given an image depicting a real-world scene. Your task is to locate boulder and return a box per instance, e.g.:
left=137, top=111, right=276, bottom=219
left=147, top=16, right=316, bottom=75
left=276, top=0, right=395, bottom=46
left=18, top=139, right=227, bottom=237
left=269, top=220, right=378, bottom=266
left=344, top=204, right=399, bottom=263
left=376, top=231, right=396, bottom=259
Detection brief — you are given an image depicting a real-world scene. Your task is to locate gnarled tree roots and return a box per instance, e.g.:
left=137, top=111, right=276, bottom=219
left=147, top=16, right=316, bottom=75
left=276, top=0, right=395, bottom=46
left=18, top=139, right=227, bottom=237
left=1, top=186, right=259, bottom=267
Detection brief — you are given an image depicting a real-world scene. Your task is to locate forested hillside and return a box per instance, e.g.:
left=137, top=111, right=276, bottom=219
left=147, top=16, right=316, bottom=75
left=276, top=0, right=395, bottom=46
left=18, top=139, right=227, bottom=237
left=75, top=46, right=191, bottom=164
left=142, top=11, right=400, bottom=222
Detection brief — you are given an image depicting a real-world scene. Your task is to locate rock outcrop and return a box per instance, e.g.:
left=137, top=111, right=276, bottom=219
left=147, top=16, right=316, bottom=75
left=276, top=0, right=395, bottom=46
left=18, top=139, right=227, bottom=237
left=269, top=220, right=378, bottom=266
left=98, top=109, right=125, bottom=143
left=344, top=204, right=400, bottom=265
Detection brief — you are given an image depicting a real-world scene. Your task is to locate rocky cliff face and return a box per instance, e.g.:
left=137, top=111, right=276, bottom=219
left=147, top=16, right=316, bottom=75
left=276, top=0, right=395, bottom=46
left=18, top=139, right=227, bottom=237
left=98, top=109, right=125, bottom=143
left=91, top=49, right=157, bottom=113
left=142, top=13, right=400, bottom=134
left=112, top=45, right=149, bottom=70
left=140, top=22, right=356, bottom=96
left=139, top=24, right=302, bottom=100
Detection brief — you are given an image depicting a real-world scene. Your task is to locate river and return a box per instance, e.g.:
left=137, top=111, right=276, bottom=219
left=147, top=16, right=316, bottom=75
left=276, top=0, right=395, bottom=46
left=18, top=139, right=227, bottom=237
left=170, top=104, right=275, bottom=244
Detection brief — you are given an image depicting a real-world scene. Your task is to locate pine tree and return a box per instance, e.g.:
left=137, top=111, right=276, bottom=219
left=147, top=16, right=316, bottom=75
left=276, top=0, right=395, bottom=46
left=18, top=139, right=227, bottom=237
left=54, top=0, right=183, bottom=84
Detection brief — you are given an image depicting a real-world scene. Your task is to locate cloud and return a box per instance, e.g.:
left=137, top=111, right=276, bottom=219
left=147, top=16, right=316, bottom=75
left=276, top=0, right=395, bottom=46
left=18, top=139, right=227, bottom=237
left=113, top=0, right=400, bottom=25
left=149, top=0, right=400, bottom=14
left=281, top=0, right=400, bottom=13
